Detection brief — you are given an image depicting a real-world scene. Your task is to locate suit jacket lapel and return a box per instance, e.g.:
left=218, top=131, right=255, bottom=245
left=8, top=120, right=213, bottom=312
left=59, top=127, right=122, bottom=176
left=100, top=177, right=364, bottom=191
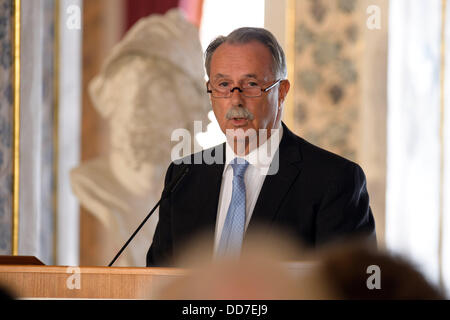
left=246, top=123, right=303, bottom=234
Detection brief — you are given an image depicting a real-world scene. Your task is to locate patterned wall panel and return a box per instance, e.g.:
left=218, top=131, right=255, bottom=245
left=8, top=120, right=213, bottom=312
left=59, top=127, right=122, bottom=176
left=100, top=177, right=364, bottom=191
left=17, top=0, right=56, bottom=264
left=0, top=0, right=80, bottom=263
left=0, top=0, right=13, bottom=255
left=290, top=0, right=363, bottom=161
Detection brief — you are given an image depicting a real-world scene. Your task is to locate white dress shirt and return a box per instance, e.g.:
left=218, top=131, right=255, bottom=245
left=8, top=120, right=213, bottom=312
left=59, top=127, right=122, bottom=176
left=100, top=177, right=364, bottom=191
left=213, top=126, right=284, bottom=254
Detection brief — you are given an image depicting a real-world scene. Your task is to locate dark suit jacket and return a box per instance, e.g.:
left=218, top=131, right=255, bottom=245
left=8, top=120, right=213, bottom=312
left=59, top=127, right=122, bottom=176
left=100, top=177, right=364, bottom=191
left=146, top=123, right=376, bottom=266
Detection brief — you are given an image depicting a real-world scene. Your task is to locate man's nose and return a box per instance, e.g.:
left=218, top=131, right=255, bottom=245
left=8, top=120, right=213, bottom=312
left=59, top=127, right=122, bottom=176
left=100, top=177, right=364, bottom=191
left=230, top=87, right=244, bottom=106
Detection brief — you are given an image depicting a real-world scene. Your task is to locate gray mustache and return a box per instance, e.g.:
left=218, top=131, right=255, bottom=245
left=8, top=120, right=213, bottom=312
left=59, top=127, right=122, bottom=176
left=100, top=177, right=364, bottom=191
left=225, top=107, right=255, bottom=120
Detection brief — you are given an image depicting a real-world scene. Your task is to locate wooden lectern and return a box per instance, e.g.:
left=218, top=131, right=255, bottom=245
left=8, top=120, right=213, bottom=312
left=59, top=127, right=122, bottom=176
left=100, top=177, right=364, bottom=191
left=0, top=256, right=315, bottom=299
left=0, top=256, right=187, bottom=299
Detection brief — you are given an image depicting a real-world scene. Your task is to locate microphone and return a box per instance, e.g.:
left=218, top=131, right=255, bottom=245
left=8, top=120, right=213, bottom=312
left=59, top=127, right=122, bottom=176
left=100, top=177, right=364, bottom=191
left=108, top=165, right=190, bottom=267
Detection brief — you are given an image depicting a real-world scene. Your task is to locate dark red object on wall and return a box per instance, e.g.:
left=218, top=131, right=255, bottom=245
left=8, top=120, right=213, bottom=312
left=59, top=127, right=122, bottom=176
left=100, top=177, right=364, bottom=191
left=125, top=0, right=180, bottom=32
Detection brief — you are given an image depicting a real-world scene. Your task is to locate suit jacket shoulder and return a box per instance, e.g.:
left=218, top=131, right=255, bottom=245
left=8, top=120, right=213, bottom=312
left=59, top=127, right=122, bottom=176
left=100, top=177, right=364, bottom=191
left=297, top=136, right=368, bottom=190
left=253, top=123, right=375, bottom=247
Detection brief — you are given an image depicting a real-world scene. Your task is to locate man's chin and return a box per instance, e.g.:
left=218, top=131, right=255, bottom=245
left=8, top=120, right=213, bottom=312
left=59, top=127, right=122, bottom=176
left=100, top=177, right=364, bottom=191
left=224, top=126, right=257, bottom=139
left=224, top=127, right=259, bottom=154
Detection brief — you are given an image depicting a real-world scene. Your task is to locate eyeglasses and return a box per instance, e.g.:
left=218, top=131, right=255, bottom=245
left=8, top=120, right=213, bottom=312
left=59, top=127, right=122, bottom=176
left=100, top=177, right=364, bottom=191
left=206, top=79, right=283, bottom=98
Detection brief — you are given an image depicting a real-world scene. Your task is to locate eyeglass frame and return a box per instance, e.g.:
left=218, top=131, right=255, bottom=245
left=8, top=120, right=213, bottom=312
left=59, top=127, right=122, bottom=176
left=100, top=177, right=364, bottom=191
left=206, top=79, right=283, bottom=98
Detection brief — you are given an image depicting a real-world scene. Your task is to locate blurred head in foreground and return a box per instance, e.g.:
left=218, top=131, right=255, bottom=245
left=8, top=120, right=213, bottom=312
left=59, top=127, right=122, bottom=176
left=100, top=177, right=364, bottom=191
left=0, top=285, right=14, bottom=300
left=156, top=230, right=318, bottom=299
left=155, top=230, right=445, bottom=300
left=316, top=242, right=445, bottom=299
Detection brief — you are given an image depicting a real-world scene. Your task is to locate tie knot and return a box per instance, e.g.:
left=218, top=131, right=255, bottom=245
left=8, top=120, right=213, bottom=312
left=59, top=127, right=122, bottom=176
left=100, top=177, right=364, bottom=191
left=230, top=158, right=249, bottom=178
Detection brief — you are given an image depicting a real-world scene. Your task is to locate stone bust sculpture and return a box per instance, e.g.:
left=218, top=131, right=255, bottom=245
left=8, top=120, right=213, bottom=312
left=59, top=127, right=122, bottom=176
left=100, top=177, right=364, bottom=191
left=70, top=9, right=209, bottom=266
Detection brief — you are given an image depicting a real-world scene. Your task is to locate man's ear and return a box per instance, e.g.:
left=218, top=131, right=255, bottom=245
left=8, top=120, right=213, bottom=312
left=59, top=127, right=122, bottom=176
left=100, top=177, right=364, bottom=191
left=278, top=79, right=290, bottom=107
left=206, top=81, right=213, bottom=104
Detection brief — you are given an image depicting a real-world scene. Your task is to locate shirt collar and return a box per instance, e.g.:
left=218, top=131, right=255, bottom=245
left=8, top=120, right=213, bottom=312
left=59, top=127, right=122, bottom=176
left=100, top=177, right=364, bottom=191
left=224, top=125, right=284, bottom=175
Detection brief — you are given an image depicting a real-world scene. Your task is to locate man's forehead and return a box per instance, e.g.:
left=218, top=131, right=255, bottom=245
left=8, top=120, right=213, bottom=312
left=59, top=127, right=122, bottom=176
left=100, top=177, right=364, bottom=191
left=209, top=41, right=273, bottom=77
left=213, top=73, right=259, bottom=79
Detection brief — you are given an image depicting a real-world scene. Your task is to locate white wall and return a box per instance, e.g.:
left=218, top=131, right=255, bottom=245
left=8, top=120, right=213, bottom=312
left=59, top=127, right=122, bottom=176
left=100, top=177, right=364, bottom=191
left=57, top=0, right=83, bottom=266
left=386, top=0, right=443, bottom=290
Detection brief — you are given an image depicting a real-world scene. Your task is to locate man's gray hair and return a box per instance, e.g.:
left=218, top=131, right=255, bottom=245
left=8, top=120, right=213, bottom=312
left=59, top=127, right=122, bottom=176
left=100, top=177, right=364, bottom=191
left=204, top=27, right=287, bottom=79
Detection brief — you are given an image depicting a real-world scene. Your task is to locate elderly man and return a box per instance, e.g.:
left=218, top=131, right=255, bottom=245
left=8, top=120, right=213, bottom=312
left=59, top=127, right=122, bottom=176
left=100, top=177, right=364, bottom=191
left=146, top=27, right=376, bottom=267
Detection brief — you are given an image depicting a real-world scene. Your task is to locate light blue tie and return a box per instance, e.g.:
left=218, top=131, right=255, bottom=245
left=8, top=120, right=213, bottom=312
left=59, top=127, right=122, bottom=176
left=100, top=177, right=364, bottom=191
left=217, top=158, right=249, bottom=258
